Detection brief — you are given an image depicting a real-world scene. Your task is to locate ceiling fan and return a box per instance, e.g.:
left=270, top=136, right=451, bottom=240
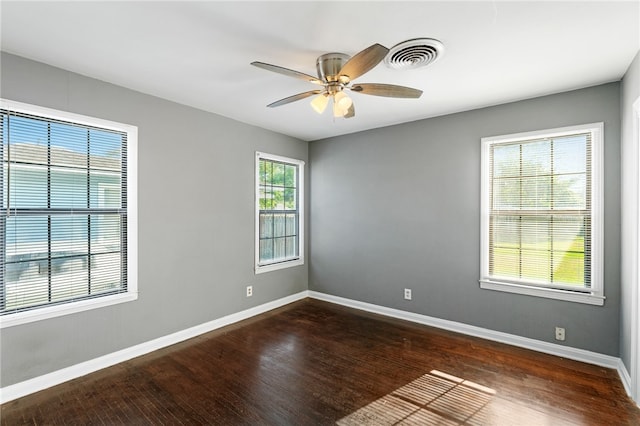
left=251, top=43, right=423, bottom=119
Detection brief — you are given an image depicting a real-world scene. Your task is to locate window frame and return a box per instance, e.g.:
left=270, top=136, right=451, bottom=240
left=255, top=151, right=305, bottom=274
left=0, top=99, right=138, bottom=328
left=480, top=122, right=604, bottom=306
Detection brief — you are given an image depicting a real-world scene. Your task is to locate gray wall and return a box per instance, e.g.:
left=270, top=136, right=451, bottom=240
left=0, top=53, right=309, bottom=387
left=620, top=51, right=640, bottom=376
left=0, top=50, right=630, bottom=390
left=309, top=83, right=621, bottom=356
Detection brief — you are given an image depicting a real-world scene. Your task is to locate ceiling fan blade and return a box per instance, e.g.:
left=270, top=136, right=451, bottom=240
left=350, top=83, right=423, bottom=98
left=267, top=90, right=323, bottom=108
left=344, top=103, right=355, bottom=119
left=251, top=61, right=324, bottom=85
left=338, top=44, right=389, bottom=81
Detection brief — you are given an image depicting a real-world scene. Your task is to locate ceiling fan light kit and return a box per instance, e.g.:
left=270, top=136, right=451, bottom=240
left=251, top=40, right=436, bottom=119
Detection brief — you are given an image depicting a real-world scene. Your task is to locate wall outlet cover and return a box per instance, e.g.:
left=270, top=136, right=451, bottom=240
left=404, top=289, right=412, bottom=300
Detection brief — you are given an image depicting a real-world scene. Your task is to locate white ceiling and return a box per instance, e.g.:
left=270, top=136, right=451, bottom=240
left=1, top=1, right=638, bottom=141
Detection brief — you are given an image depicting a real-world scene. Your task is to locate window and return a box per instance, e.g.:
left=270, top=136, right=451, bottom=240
left=255, top=152, right=304, bottom=273
left=0, top=99, right=137, bottom=327
left=480, top=123, right=603, bottom=305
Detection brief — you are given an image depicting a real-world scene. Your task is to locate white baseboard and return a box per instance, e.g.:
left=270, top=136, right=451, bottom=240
left=2, top=290, right=634, bottom=405
left=0, top=291, right=309, bottom=404
left=308, top=291, right=620, bottom=370
left=617, top=358, right=633, bottom=399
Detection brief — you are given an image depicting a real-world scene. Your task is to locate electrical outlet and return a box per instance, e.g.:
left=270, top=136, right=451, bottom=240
left=555, top=327, right=565, bottom=341
left=404, top=288, right=412, bottom=301
left=246, top=285, right=253, bottom=297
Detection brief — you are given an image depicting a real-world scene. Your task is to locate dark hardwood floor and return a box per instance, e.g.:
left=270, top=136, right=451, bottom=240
left=2, top=298, right=639, bottom=425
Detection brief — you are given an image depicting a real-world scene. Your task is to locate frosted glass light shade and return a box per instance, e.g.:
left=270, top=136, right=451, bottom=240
left=310, top=94, right=329, bottom=114
left=334, top=91, right=352, bottom=110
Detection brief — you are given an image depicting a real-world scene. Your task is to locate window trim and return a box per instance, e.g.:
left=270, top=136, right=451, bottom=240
left=0, top=99, right=138, bottom=328
left=254, top=151, right=305, bottom=274
left=480, top=122, right=604, bottom=306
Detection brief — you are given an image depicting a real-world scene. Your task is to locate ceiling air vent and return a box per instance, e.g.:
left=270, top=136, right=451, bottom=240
left=384, top=38, right=444, bottom=70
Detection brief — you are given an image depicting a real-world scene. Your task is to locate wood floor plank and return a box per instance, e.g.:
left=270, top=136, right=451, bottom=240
left=1, top=299, right=638, bottom=425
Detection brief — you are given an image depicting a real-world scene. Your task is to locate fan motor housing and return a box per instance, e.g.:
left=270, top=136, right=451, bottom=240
left=316, top=53, right=349, bottom=82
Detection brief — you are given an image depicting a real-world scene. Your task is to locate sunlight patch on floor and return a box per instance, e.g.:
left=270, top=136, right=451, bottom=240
left=337, top=369, right=575, bottom=425
left=336, top=370, right=494, bottom=425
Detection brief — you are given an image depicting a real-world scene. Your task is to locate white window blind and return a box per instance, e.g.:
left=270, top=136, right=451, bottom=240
left=480, top=123, right=603, bottom=305
left=255, top=152, right=304, bottom=273
left=1, top=101, right=136, bottom=318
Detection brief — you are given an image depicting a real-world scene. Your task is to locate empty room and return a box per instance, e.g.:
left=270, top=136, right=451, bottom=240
left=1, top=1, right=640, bottom=424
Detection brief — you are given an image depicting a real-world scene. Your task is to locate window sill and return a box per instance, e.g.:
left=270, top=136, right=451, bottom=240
left=0, top=292, right=138, bottom=329
left=255, top=258, right=304, bottom=274
left=479, top=280, right=605, bottom=306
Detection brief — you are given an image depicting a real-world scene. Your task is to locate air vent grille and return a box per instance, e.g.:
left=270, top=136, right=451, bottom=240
left=385, top=38, right=444, bottom=70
